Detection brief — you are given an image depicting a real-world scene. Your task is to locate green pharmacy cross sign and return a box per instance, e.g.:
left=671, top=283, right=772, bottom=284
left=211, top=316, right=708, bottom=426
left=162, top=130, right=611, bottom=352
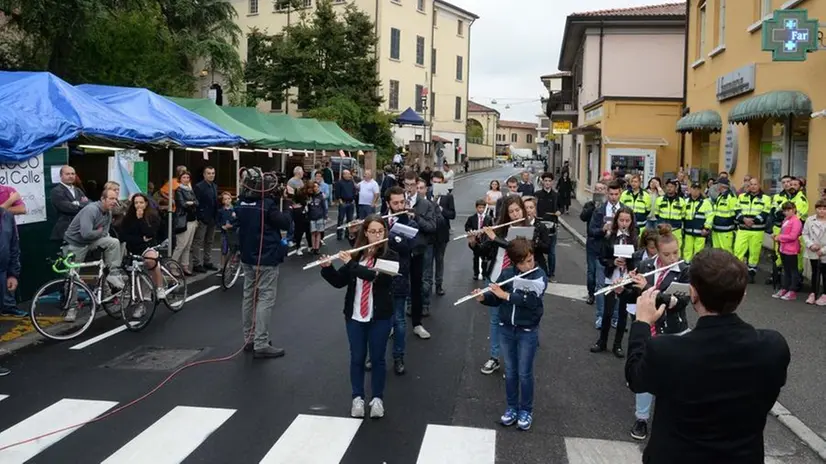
left=762, top=9, right=820, bottom=62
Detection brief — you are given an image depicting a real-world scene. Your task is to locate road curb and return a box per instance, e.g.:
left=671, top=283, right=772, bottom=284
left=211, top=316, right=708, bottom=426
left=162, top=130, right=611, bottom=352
left=455, top=166, right=496, bottom=181
left=771, top=402, right=826, bottom=460
left=558, top=217, right=587, bottom=246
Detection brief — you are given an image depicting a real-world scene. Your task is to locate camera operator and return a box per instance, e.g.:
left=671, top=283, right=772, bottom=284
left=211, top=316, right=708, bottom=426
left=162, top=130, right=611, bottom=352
left=236, top=168, right=292, bottom=359
left=626, top=247, right=790, bottom=463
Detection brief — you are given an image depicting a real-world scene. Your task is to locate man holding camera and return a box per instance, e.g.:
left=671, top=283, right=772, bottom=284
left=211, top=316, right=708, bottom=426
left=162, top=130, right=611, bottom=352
left=626, top=248, right=790, bottom=463
left=236, top=170, right=293, bottom=359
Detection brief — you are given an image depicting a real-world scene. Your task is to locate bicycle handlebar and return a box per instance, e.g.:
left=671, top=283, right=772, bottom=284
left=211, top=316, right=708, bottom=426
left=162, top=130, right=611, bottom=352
left=51, top=253, right=83, bottom=274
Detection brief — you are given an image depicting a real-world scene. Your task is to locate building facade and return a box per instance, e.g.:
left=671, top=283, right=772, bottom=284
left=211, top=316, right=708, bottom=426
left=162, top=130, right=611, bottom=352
left=232, top=0, right=478, bottom=164
left=679, top=0, right=821, bottom=203
left=549, top=3, right=686, bottom=203
left=467, top=100, right=499, bottom=168
left=496, top=120, right=539, bottom=152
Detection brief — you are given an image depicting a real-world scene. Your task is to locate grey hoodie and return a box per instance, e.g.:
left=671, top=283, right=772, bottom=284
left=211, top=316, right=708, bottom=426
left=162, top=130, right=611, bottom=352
left=64, top=201, right=112, bottom=246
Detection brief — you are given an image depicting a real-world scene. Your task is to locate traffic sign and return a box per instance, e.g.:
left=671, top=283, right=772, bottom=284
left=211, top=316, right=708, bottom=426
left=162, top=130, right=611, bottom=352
left=761, top=9, right=819, bottom=62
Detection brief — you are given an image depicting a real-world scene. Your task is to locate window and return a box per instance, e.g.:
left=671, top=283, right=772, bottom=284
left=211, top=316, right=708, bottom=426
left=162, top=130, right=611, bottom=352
left=430, top=92, right=435, bottom=117
left=431, top=48, right=437, bottom=74
left=454, top=97, right=462, bottom=120
left=697, top=2, right=707, bottom=58
left=272, top=92, right=283, bottom=111
left=761, top=0, right=772, bottom=18
left=456, top=55, right=463, bottom=81
left=249, top=0, right=259, bottom=14
left=540, top=119, right=550, bottom=128
left=457, top=20, right=464, bottom=36
left=416, top=36, right=425, bottom=66
left=415, top=85, right=424, bottom=112
left=417, top=0, right=424, bottom=11
left=388, top=80, right=399, bottom=110
left=334, top=0, right=345, bottom=3
left=527, top=134, right=534, bottom=144
left=390, top=28, right=401, bottom=60
left=511, top=133, right=517, bottom=143
left=303, top=0, right=312, bottom=7
left=717, top=0, right=725, bottom=46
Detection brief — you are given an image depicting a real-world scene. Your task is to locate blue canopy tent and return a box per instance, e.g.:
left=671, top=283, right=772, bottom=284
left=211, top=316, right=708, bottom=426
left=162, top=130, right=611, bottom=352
left=395, top=107, right=425, bottom=126
left=0, top=72, right=168, bottom=162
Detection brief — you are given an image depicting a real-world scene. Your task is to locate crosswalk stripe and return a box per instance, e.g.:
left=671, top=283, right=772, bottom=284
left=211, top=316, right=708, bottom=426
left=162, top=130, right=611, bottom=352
left=259, top=414, right=362, bottom=463
left=564, top=437, right=642, bottom=464
left=101, top=405, right=235, bottom=463
left=416, top=424, right=496, bottom=464
left=0, top=398, right=118, bottom=464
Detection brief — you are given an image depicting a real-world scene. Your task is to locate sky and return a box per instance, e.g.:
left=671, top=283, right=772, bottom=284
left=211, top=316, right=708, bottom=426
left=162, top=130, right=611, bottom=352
left=446, top=0, right=680, bottom=124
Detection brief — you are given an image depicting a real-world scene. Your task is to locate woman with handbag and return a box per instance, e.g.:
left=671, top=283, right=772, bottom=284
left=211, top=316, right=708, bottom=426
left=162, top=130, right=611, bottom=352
left=172, top=171, right=199, bottom=275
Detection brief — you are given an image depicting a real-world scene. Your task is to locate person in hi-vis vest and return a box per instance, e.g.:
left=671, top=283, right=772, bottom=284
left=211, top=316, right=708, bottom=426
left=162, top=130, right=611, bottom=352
left=683, top=183, right=713, bottom=263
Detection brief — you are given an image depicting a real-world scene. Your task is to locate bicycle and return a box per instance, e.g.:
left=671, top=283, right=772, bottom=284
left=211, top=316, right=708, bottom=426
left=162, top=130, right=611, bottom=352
left=29, top=254, right=124, bottom=341
left=221, top=243, right=242, bottom=290
left=120, top=242, right=187, bottom=327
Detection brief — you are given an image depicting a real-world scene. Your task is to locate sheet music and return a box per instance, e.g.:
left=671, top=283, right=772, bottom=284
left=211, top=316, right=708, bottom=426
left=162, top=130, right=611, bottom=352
left=374, top=259, right=400, bottom=276
left=512, top=276, right=545, bottom=296
left=432, top=183, right=449, bottom=197
left=507, top=226, right=533, bottom=240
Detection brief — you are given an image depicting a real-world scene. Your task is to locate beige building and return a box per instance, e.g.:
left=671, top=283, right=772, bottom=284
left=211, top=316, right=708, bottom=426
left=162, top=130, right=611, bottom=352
left=467, top=100, right=499, bottom=169
left=231, top=0, right=478, bottom=164
left=496, top=120, right=539, bottom=153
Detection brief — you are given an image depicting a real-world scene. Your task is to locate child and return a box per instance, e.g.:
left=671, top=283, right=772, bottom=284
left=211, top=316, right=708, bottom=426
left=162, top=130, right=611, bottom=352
left=773, top=201, right=803, bottom=300
left=464, top=199, right=492, bottom=280
left=474, top=237, right=547, bottom=431
left=217, top=192, right=237, bottom=268
left=306, top=180, right=328, bottom=255
left=802, top=199, right=826, bottom=305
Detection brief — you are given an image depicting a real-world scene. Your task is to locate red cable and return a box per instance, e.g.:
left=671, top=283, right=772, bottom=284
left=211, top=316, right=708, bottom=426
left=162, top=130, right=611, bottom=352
left=0, top=168, right=278, bottom=452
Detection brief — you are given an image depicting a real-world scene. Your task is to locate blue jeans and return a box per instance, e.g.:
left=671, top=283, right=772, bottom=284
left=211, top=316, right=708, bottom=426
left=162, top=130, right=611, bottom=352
left=336, top=202, right=355, bottom=239
left=499, top=325, right=539, bottom=413
left=547, top=233, right=557, bottom=277
left=345, top=317, right=392, bottom=399
left=489, top=307, right=500, bottom=359
left=357, top=204, right=374, bottom=219
left=636, top=393, right=653, bottom=420
left=392, top=296, right=407, bottom=359
left=421, top=244, right=435, bottom=308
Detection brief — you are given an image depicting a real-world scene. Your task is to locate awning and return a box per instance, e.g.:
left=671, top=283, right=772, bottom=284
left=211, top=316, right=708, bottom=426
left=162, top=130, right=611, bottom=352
left=729, top=90, right=812, bottom=124
left=395, top=107, right=425, bottom=126
left=432, top=135, right=451, bottom=143
left=318, top=121, right=373, bottom=150
left=675, top=110, right=722, bottom=133
left=603, top=136, right=668, bottom=147
left=166, top=97, right=284, bottom=148
left=570, top=123, right=601, bottom=135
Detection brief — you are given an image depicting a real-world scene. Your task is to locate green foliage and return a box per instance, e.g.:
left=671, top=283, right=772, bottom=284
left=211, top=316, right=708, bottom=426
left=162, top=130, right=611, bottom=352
left=466, top=120, right=485, bottom=140
left=245, top=0, right=392, bottom=158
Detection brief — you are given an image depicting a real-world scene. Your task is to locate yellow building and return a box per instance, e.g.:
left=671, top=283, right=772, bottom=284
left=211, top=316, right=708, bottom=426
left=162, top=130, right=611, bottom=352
left=467, top=100, right=499, bottom=169
left=551, top=3, right=687, bottom=203
left=230, top=0, right=478, bottom=163
left=680, top=0, right=823, bottom=203
left=496, top=121, right=538, bottom=152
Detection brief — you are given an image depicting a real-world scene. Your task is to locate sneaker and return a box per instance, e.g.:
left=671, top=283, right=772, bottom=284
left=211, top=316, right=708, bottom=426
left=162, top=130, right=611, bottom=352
left=500, top=408, right=518, bottom=426
left=0, top=367, right=9, bottom=376
left=64, top=308, right=78, bottom=322
left=631, top=419, right=648, bottom=440
left=253, top=345, right=286, bottom=359
left=816, top=295, right=826, bottom=306
left=106, top=272, right=126, bottom=290
left=772, top=289, right=788, bottom=299
left=351, top=397, right=365, bottom=418
left=517, top=410, right=533, bottom=431
left=132, top=304, right=146, bottom=319
left=393, top=358, right=405, bottom=375
left=806, top=293, right=816, bottom=304
left=369, top=398, right=385, bottom=418
left=413, top=325, right=431, bottom=339
left=0, top=307, right=27, bottom=317
left=781, top=291, right=797, bottom=301
left=296, top=249, right=303, bottom=256
left=480, top=358, right=500, bottom=375
left=156, top=288, right=167, bottom=300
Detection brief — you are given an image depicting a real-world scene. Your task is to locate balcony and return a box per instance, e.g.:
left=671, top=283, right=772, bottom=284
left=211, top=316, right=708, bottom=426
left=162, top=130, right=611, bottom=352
left=545, top=90, right=578, bottom=122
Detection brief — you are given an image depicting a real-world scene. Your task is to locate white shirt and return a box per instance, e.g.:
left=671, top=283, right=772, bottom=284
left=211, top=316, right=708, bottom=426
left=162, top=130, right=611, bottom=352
left=475, top=213, right=485, bottom=229
left=444, top=169, right=455, bottom=189
left=351, top=257, right=375, bottom=322
left=405, top=192, right=418, bottom=209
left=357, top=179, right=380, bottom=206
left=61, top=182, right=76, bottom=199
left=604, top=201, right=619, bottom=223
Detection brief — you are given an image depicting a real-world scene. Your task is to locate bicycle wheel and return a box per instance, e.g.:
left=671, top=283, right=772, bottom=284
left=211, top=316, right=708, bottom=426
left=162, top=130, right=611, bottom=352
left=30, top=278, right=97, bottom=341
left=160, top=257, right=187, bottom=312
left=97, top=275, right=123, bottom=320
left=221, top=251, right=242, bottom=290
left=119, top=271, right=157, bottom=332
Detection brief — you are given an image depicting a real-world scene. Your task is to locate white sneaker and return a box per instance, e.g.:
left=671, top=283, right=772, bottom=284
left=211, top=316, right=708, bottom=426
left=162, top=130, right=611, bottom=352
left=64, top=308, right=77, bottom=322
left=369, top=398, right=385, bottom=418
left=132, top=304, right=146, bottom=319
left=413, top=325, right=431, bottom=339
left=351, top=397, right=365, bottom=418
left=106, top=273, right=126, bottom=290
left=296, top=249, right=304, bottom=256
left=156, top=288, right=167, bottom=300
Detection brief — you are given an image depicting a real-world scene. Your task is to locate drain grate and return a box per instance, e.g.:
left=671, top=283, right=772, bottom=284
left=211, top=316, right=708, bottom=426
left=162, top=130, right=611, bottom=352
left=101, top=346, right=204, bottom=371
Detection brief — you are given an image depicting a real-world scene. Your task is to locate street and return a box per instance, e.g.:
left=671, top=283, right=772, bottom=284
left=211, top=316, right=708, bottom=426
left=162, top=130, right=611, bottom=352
left=0, top=165, right=821, bottom=463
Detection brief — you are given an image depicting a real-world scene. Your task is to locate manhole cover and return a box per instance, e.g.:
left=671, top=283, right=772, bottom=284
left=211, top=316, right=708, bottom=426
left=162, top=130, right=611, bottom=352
left=101, top=346, right=204, bottom=371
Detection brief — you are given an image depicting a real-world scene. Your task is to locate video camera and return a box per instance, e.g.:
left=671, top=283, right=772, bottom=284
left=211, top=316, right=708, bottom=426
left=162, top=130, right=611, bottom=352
left=238, top=166, right=283, bottom=201
left=655, top=291, right=690, bottom=314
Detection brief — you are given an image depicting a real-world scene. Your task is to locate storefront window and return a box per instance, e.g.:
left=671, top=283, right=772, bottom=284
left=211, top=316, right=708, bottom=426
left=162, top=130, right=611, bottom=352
left=790, top=117, right=809, bottom=180
left=760, top=118, right=810, bottom=194
left=695, top=131, right=720, bottom=184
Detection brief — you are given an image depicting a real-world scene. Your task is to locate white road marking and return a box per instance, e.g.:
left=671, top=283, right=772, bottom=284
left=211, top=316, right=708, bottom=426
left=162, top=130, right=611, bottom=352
left=259, top=414, right=362, bottom=463
left=0, top=398, right=118, bottom=464
left=771, top=402, right=826, bottom=460
left=564, top=437, right=642, bottom=464
left=0, top=395, right=7, bottom=403
left=70, top=285, right=219, bottom=350
left=546, top=283, right=590, bottom=301
left=416, top=424, right=496, bottom=464
left=101, top=406, right=236, bottom=464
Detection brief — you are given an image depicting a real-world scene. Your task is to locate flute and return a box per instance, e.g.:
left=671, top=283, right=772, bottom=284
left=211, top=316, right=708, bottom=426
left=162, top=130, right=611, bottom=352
left=336, top=210, right=408, bottom=230
left=595, top=260, right=685, bottom=296
left=303, top=238, right=390, bottom=270
left=452, top=218, right=524, bottom=241
left=454, top=267, right=540, bottom=306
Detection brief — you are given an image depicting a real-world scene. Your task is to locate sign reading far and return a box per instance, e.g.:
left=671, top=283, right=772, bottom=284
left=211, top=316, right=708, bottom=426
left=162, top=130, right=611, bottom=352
left=762, top=9, right=819, bottom=62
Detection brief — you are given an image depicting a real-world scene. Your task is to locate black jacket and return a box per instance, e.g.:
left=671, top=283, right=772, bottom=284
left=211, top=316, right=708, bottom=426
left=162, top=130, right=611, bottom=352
left=174, top=187, right=199, bottom=223
left=534, top=188, right=559, bottom=234
left=120, top=215, right=161, bottom=256
left=587, top=201, right=624, bottom=253
left=321, top=248, right=399, bottom=321
left=431, top=193, right=456, bottom=244
left=464, top=213, right=493, bottom=252
left=409, top=194, right=437, bottom=254
left=236, top=197, right=292, bottom=266
left=193, top=180, right=218, bottom=225
left=628, top=257, right=691, bottom=335
left=598, top=231, right=638, bottom=279
left=528, top=218, right=551, bottom=273
left=626, top=314, right=790, bottom=464
left=49, top=184, right=89, bottom=241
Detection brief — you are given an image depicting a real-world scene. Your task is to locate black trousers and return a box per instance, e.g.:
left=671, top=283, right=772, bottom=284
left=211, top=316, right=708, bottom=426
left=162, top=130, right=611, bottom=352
left=809, top=259, right=826, bottom=296
left=409, top=253, right=425, bottom=327
left=471, top=247, right=486, bottom=276
left=598, top=291, right=629, bottom=348
left=780, top=253, right=799, bottom=291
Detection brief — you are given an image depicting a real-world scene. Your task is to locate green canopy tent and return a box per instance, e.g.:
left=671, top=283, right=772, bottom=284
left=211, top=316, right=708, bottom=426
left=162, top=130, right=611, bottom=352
left=318, top=120, right=373, bottom=151
left=166, top=97, right=285, bottom=147
left=222, top=107, right=318, bottom=150
left=288, top=117, right=354, bottom=151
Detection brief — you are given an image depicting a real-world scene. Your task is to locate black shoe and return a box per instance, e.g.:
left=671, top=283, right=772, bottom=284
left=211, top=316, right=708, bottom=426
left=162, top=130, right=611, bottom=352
left=253, top=346, right=285, bottom=358
left=586, top=295, right=595, bottom=305
left=748, top=270, right=756, bottom=284
left=193, top=265, right=207, bottom=273
left=436, top=286, right=445, bottom=296
left=589, top=342, right=606, bottom=353
left=422, top=307, right=430, bottom=317
left=204, top=263, right=218, bottom=271
left=394, top=358, right=405, bottom=375
left=0, top=367, right=10, bottom=376
left=472, top=274, right=480, bottom=281
left=245, top=340, right=272, bottom=352
left=613, top=346, right=625, bottom=358
left=630, top=419, right=648, bottom=440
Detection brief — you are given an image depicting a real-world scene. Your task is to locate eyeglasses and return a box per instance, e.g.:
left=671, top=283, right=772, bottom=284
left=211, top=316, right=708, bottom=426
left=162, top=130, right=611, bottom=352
left=366, top=230, right=385, bottom=236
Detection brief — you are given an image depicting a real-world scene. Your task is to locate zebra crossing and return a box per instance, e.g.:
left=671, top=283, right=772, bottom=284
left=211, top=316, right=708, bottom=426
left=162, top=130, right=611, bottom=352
left=0, top=394, right=644, bottom=463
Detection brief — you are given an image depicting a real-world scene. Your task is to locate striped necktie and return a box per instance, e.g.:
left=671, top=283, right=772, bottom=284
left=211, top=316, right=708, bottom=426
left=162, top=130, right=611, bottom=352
left=360, top=257, right=375, bottom=318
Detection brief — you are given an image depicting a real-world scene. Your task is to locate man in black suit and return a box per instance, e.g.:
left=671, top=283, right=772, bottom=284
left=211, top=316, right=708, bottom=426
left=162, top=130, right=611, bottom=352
left=626, top=248, right=790, bottom=464
left=495, top=176, right=520, bottom=214
left=402, top=171, right=436, bottom=339
left=464, top=199, right=492, bottom=280
left=49, top=165, right=89, bottom=242
left=191, top=166, right=219, bottom=273
left=426, top=171, right=455, bottom=298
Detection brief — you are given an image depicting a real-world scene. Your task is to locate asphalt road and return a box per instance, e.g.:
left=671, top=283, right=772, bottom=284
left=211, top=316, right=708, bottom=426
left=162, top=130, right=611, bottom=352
left=0, top=165, right=820, bottom=464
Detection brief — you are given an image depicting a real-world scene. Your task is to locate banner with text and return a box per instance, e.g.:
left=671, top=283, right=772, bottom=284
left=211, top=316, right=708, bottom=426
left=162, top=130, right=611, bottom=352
left=0, top=154, right=47, bottom=225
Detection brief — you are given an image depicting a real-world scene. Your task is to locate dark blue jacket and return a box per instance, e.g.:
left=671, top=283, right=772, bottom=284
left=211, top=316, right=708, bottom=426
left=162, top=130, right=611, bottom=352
left=480, top=266, right=546, bottom=329
left=334, top=180, right=357, bottom=202
left=387, top=214, right=417, bottom=297
left=217, top=206, right=237, bottom=230
left=236, top=197, right=292, bottom=266
left=0, top=209, right=21, bottom=281
left=306, top=193, right=327, bottom=221
left=586, top=201, right=624, bottom=254
left=194, top=180, right=219, bottom=225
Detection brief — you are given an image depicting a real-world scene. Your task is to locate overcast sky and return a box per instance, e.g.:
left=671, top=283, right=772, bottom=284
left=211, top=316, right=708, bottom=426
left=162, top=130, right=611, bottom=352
left=447, top=0, right=677, bottom=124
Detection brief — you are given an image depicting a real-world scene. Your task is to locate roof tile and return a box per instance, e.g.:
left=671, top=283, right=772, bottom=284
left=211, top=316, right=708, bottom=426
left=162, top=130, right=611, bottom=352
left=468, top=101, right=498, bottom=113
left=498, top=120, right=538, bottom=130
left=574, top=2, right=685, bottom=17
